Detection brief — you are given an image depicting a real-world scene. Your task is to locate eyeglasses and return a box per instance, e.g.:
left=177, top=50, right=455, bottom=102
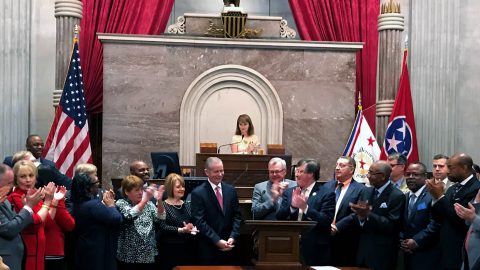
left=269, top=169, right=285, bottom=175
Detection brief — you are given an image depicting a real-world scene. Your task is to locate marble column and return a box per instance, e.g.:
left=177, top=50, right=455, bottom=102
left=53, top=0, right=83, bottom=106
left=376, top=0, right=404, bottom=143
left=0, top=0, right=31, bottom=156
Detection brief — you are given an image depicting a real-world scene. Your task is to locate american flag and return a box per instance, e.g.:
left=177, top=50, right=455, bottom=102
left=43, top=39, right=92, bottom=178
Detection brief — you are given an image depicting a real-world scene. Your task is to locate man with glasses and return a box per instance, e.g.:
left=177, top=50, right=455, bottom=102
left=326, top=156, right=365, bottom=266
left=251, top=157, right=296, bottom=220
left=336, top=160, right=405, bottom=270
left=277, top=159, right=335, bottom=266
left=388, top=153, right=409, bottom=193
left=426, top=153, right=480, bottom=269
left=400, top=162, right=441, bottom=270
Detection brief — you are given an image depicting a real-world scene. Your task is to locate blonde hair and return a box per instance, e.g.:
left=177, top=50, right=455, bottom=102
left=164, top=173, right=185, bottom=198
left=75, top=163, right=97, bottom=175
left=12, top=151, right=34, bottom=166
left=13, top=160, right=38, bottom=186
left=121, top=175, right=144, bottom=197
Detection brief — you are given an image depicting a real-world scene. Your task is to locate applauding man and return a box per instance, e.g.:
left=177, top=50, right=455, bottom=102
left=251, top=157, right=296, bottom=220
left=277, top=159, right=335, bottom=266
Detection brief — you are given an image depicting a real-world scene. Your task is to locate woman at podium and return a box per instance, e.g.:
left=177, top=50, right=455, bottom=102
left=231, top=114, right=259, bottom=154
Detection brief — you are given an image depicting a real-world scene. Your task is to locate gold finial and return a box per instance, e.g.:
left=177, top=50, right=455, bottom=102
left=74, top=25, right=80, bottom=39
left=358, top=92, right=363, bottom=111
left=381, top=0, right=401, bottom=14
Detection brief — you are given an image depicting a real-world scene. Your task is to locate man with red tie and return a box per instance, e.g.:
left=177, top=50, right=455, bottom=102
left=191, top=157, right=242, bottom=265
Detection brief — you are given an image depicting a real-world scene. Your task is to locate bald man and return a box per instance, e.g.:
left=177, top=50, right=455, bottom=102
left=426, top=153, right=480, bottom=269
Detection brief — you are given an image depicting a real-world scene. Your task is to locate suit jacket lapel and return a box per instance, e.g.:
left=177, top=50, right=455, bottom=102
left=454, top=176, right=477, bottom=200
left=307, top=183, right=321, bottom=205
left=338, top=183, right=354, bottom=214
left=205, top=183, right=224, bottom=215
left=374, top=184, right=392, bottom=209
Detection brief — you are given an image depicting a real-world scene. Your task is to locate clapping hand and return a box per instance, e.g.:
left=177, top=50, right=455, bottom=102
left=102, top=189, right=116, bottom=207
left=154, top=185, right=166, bottom=201
left=425, top=178, right=444, bottom=200
left=291, top=187, right=307, bottom=211
left=142, top=184, right=156, bottom=202
left=25, top=188, right=43, bottom=208
left=454, top=202, right=476, bottom=223
left=43, top=182, right=56, bottom=204
left=0, top=185, right=10, bottom=203
left=350, top=200, right=371, bottom=220
left=54, top=186, right=67, bottom=201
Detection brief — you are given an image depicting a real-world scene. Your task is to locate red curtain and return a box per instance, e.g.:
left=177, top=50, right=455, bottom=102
left=80, top=0, right=175, bottom=114
left=289, top=0, right=379, bottom=130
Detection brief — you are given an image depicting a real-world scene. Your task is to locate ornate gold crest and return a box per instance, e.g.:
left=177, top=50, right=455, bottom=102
left=221, top=12, right=247, bottom=38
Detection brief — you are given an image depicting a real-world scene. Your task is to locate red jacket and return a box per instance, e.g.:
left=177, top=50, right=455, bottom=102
left=8, top=188, right=45, bottom=270
left=45, top=199, right=75, bottom=256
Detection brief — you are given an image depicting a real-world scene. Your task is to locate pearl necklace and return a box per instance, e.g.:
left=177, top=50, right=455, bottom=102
left=166, top=200, right=184, bottom=209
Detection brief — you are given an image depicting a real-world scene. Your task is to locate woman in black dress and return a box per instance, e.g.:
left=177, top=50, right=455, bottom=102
left=158, top=173, right=197, bottom=270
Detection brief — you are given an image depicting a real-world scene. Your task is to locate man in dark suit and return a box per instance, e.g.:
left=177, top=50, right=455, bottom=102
left=251, top=157, right=296, bottom=220
left=426, top=153, right=480, bottom=270
left=277, top=159, right=335, bottom=266
left=336, top=160, right=405, bottom=270
left=191, top=157, right=242, bottom=265
left=0, top=164, right=42, bottom=270
left=400, top=162, right=441, bottom=270
left=3, top=135, right=71, bottom=189
left=326, top=156, right=365, bottom=266
left=454, top=188, right=480, bottom=270
left=3, top=134, right=55, bottom=167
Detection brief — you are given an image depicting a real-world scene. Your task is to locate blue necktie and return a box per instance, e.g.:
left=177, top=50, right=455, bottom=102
left=408, top=193, right=416, bottom=217
left=335, top=183, right=343, bottom=202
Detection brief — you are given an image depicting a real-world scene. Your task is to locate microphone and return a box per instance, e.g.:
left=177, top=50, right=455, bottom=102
left=217, top=135, right=244, bottom=153
left=233, top=162, right=248, bottom=184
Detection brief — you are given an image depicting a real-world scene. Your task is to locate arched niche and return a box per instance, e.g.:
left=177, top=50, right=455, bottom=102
left=180, top=65, right=283, bottom=165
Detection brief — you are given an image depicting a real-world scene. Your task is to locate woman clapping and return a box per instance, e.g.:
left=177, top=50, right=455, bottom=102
left=116, top=175, right=165, bottom=270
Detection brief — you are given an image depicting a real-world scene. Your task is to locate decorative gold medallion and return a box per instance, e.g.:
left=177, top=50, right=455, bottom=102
left=221, top=12, right=247, bottom=38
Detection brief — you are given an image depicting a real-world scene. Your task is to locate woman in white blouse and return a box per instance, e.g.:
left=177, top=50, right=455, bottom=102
left=231, top=114, right=259, bottom=154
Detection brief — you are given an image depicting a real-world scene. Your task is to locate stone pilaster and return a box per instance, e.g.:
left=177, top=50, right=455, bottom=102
left=53, top=0, right=83, bottom=106
left=376, top=0, right=404, bottom=143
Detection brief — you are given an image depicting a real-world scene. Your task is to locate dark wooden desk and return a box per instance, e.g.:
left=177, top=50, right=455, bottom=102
left=195, top=153, right=292, bottom=188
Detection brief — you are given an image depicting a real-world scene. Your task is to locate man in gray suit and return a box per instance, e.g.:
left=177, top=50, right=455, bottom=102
left=0, top=164, right=43, bottom=270
left=251, top=157, right=296, bottom=220
left=455, top=188, right=480, bottom=270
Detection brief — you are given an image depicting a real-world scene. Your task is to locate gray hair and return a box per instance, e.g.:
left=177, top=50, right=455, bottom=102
left=268, top=157, right=286, bottom=170
left=205, top=157, right=222, bottom=170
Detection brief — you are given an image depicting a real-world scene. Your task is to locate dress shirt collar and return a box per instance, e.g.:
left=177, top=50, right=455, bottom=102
left=460, top=174, right=474, bottom=186
left=411, top=184, right=426, bottom=198
left=376, top=181, right=390, bottom=196
left=208, top=179, right=222, bottom=191
left=338, top=177, right=352, bottom=189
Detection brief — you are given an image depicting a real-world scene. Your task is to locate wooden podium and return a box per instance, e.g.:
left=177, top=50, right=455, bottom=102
left=245, top=220, right=316, bottom=269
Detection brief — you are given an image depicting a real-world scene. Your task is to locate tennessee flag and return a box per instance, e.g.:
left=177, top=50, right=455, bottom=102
left=380, top=49, right=419, bottom=163
left=343, top=106, right=381, bottom=183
